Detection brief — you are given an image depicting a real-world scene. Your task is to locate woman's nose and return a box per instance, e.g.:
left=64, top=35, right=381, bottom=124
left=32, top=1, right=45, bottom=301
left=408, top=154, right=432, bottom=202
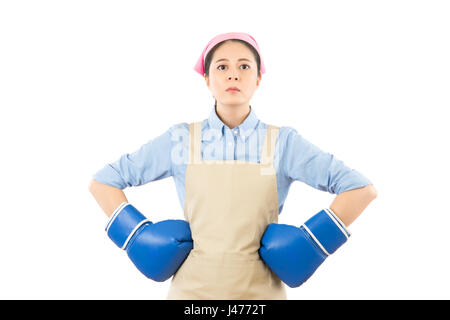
left=227, top=68, right=239, bottom=80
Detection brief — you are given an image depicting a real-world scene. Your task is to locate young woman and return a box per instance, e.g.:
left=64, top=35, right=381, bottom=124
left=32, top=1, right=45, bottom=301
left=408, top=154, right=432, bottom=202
left=89, top=32, right=377, bottom=300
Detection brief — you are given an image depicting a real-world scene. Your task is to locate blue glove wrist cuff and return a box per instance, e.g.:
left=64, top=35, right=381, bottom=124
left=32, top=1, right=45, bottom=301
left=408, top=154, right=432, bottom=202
left=105, top=202, right=152, bottom=249
left=302, top=208, right=350, bottom=255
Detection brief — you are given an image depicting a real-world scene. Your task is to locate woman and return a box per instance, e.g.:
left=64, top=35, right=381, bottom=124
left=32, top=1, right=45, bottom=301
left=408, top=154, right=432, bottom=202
left=89, top=32, right=377, bottom=300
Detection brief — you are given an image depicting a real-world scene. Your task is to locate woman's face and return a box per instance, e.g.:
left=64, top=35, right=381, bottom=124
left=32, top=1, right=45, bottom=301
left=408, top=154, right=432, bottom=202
left=205, top=41, right=261, bottom=108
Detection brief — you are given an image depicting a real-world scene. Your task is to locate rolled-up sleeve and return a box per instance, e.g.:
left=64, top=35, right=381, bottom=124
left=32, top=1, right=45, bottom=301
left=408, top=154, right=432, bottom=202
left=92, top=126, right=174, bottom=189
left=281, top=127, right=372, bottom=194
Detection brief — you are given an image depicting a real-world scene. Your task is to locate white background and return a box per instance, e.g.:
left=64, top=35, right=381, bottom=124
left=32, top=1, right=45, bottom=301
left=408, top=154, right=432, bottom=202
left=1, top=0, right=449, bottom=300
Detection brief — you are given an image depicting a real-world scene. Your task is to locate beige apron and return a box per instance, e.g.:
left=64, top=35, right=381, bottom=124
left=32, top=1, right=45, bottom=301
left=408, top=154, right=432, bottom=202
left=167, top=121, right=287, bottom=300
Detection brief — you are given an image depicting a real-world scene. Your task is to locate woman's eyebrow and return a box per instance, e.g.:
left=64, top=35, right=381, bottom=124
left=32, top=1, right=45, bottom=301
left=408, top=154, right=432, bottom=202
left=215, top=58, right=253, bottom=63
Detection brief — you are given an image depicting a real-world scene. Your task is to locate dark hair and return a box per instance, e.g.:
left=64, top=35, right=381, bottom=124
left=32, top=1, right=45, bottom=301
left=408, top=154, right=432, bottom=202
left=204, top=39, right=262, bottom=107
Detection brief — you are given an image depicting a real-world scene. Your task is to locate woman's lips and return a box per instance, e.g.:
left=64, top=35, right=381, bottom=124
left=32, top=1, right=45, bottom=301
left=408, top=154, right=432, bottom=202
left=226, top=89, right=240, bottom=93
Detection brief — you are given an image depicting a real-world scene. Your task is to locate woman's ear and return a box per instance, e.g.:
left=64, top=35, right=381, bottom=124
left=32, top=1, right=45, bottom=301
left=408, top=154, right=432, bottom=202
left=204, top=74, right=209, bottom=87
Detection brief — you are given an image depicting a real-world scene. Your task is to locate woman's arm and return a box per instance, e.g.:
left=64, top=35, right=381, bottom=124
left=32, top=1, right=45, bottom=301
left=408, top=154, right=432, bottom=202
left=88, top=178, right=128, bottom=218
left=329, top=184, right=378, bottom=227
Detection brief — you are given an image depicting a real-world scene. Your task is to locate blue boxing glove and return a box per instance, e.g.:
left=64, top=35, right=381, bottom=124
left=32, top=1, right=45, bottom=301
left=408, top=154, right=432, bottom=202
left=259, top=208, right=351, bottom=288
left=105, top=202, right=193, bottom=282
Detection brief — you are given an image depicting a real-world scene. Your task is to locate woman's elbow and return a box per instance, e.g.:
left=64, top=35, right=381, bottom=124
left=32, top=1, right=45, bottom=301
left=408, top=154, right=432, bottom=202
left=370, top=184, right=378, bottom=198
left=88, top=178, right=103, bottom=195
left=365, top=184, right=378, bottom=199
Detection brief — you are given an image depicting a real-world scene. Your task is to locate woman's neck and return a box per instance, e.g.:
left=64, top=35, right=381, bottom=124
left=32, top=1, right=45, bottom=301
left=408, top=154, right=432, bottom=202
left=215, top=103, right=251, bottom=129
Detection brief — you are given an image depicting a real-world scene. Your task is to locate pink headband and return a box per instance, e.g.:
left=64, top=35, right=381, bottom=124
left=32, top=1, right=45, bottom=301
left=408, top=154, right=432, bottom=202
left=193, top=32, right=266, bottom=76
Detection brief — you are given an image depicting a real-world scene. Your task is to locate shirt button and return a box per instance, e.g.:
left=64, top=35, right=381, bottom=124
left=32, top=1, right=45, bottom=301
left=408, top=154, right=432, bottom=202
left=233, top=130, right=238, bottom=135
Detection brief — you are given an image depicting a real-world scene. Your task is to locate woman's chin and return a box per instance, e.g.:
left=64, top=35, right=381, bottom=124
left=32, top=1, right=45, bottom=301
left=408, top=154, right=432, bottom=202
left=217, top=98, right=247, bottom=106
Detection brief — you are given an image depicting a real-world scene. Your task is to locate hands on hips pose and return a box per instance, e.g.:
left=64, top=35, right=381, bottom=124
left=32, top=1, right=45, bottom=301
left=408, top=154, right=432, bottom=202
left=105, top=202, right=193, bottom=282
left=259, top=208, right=350, bottom=288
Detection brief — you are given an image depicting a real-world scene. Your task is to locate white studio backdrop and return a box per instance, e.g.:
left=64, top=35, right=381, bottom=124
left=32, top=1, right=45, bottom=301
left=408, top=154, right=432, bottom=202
left=0, top=0, right=449, bottom=299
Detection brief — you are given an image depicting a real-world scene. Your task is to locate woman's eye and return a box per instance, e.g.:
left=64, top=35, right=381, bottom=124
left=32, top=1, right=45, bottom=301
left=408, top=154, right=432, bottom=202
left=217, top=64, right=250, bottom=71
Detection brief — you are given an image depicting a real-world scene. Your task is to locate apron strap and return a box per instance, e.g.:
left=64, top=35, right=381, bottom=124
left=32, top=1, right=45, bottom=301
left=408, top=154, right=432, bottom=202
left=260, top=125, right=280, bottom=168
left=188, top=122, right=202, bottom=164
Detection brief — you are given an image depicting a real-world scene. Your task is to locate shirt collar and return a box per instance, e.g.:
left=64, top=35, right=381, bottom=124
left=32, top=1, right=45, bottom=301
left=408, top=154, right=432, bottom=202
left=207, top=105, right=259, bottom=142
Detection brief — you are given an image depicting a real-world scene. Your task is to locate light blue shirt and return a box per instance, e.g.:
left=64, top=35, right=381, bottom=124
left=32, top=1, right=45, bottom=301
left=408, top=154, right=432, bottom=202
left=92, top=105, right=372, bottom=214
